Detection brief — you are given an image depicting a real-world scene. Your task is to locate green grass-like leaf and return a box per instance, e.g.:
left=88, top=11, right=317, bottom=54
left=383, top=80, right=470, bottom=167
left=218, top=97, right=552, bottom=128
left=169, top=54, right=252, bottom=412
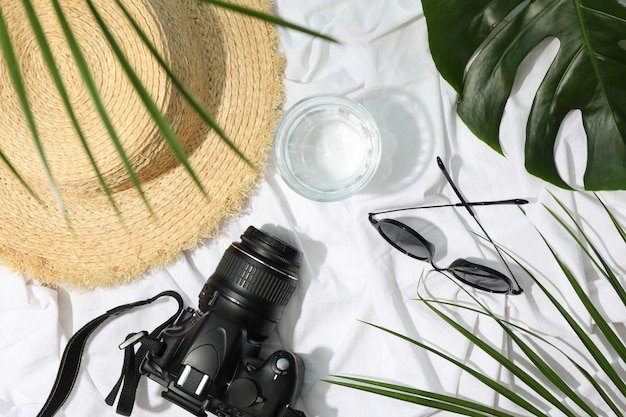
left=0, top=6, right=65, bottom=218
left=493, top=198, right=626, bottom=407
left=417, top=296, right=624, bottom=417
left=547, top=192, right=626, bottom=306
left=1, top=0, right=334, bottom=223
left=112, top=0, right=250, bottom=169
left=358, top=320, right=547, bottom=416
left=21, top=0, right=123, bottom=222
left=51, top=0, right=154, bottom=217
left=541, top=208, right=626, bottom=366
left=326, top=375, right=510, bottom=417
left=596, top=193, right=626, bottom=245
left=485, top=206, right=626, bottom=413
left=199, top=0, right=338, bottom=43
left=423, top=300, right=580, bottom=417
left=86, top=0, right=208, bottom=202
left=333, top=194, right=626, bottom=415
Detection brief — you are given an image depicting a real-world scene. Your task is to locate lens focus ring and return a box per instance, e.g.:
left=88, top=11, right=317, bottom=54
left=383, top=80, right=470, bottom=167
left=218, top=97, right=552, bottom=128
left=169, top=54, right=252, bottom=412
left=217, top=249, right=296, bottom=307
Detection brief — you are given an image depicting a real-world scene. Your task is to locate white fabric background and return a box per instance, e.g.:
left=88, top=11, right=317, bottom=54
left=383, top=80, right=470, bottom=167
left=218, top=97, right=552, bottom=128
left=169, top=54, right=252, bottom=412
left=2, top=1, right=626, bottom=417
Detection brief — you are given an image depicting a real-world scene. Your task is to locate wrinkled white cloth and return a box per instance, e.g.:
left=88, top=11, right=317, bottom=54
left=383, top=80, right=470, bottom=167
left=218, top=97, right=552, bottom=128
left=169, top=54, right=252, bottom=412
left=2, top=1, right=625, bottom=417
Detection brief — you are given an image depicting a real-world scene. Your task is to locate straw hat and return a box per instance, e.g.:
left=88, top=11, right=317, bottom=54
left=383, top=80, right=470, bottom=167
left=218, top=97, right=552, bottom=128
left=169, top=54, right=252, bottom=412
left=0, top=0, right=285, bottom=289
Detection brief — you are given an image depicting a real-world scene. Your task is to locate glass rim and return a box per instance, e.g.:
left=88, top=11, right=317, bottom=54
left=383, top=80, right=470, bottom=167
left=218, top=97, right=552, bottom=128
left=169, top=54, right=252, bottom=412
left=273, top=94, right=381, bottom=202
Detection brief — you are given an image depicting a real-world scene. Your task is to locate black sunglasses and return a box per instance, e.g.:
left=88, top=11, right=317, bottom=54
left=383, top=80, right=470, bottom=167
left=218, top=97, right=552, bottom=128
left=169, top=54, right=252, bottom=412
left=369, top=157, right=524, bottom=295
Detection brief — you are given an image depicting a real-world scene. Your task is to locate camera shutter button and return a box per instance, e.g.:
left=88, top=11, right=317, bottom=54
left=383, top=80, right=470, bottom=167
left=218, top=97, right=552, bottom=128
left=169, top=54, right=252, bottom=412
left=228, top=378, right=259, bottom=408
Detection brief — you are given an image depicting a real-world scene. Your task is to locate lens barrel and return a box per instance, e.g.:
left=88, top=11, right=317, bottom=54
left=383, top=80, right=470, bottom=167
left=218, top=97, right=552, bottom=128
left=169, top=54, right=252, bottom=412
left=199, top=226, right=302, bottom=340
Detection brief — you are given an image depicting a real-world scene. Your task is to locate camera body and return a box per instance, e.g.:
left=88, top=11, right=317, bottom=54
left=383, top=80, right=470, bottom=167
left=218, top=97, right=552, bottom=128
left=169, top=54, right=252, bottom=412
left=140, top=227, right=305, bottom=417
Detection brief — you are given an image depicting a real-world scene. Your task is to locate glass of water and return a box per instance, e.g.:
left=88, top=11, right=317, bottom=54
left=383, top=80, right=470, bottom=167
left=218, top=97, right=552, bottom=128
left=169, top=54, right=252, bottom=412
left=273, top=94, right=381, bottom=202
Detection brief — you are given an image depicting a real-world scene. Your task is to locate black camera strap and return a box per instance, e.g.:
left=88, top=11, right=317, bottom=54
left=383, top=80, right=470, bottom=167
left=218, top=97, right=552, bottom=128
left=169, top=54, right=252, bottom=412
left=37, top=290, right=184, bottom=417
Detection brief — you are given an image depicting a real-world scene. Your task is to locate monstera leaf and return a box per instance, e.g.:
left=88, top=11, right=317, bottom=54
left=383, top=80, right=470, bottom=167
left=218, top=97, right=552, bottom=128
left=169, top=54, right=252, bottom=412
left=422, top=0, right=626, bottom=190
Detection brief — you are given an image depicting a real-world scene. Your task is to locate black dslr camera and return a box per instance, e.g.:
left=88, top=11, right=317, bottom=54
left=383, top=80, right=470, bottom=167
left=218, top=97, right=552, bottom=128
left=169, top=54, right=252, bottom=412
left=141, top=226, right=306, bottom=417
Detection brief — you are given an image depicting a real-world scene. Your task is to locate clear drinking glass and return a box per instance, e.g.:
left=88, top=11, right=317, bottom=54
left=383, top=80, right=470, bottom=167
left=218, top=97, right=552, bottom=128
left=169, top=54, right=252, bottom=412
left=273, top=94, right=381, bottom=202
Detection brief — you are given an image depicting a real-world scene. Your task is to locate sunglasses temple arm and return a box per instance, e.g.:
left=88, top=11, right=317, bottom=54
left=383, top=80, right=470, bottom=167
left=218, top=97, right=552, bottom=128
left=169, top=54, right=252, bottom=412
left=469, top=213, right=524, bottom=294
left=463, top=198, right=528, bottom=207
left=437, top=157, right=523, bottom=294
left=437, top=157, right=475, bottom=217
left=369, top=198, right=528, bottom=216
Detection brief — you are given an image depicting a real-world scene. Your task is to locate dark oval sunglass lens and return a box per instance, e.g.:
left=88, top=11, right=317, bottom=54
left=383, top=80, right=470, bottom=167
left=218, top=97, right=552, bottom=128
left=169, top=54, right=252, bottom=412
left=377, top=220, right=432, bottom=260
left=449, top=259, right=511, bottom=293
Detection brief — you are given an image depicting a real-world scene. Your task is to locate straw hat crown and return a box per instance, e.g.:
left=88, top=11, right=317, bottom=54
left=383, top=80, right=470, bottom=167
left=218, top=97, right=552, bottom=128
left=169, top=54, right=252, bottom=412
left=0, top=0, right=284, bottom=289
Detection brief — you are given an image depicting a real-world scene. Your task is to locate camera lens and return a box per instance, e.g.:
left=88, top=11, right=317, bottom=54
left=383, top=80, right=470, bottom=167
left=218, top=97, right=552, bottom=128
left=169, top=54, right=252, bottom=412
left=199, top=226, right=302, bottom=340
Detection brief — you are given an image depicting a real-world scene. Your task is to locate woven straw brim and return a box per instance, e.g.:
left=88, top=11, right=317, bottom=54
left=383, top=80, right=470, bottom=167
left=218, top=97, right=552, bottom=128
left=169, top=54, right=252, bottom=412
left=0, top=0, right=285, bottom=289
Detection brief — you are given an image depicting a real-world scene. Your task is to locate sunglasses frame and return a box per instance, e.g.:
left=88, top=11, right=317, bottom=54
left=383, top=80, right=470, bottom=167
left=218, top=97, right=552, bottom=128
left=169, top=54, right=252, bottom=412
left=369, top=215, right=518, bottom=294
left=369, top=157, right=524, bottom=295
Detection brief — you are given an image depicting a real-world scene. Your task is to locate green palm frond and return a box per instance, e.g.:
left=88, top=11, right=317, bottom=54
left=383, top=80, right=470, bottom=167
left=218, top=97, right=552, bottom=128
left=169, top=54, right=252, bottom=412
left=199, top=0, right=336, bottom=43
left=0, top=0, right=334, bottom=222
left=327, top=374, right=513, bottom=417
left=329, top=194, right=626, bottom=416
left=0, top=5, right=65, bottom=215
left=112, top=0, right=249, bottom=169
left=24, top=0, right=123, bottom=221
